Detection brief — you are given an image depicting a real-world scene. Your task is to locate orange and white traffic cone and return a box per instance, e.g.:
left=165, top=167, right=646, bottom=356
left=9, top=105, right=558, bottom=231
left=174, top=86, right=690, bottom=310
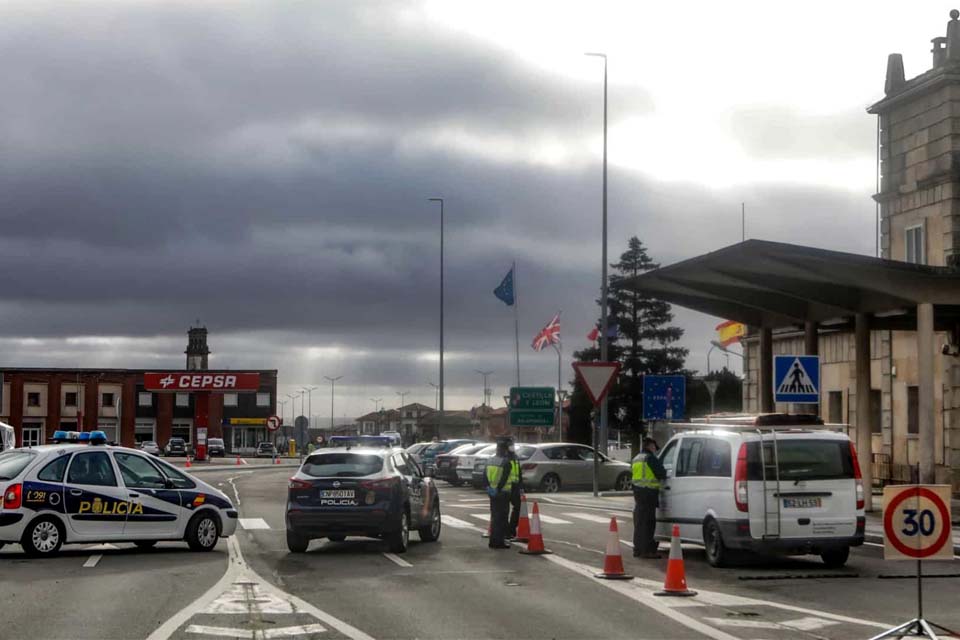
left=185, top=456, right=192, bottom=469
left=654, top=525, right=697, bottom=597
left=514, top=494, right=531, bottom=543
left=274, top=456, right=281, bottom=464
left=236, top=455, right=242, bottom=466
left=519, top=502, right=552, bottom=555
left=595, top=516, right=633, bottom=580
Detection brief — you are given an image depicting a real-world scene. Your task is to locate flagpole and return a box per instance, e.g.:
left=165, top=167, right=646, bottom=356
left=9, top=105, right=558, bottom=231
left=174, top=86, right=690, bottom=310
left=554, top=341, right=562, bottom=443
left=513, top=260, right=520, bottom=387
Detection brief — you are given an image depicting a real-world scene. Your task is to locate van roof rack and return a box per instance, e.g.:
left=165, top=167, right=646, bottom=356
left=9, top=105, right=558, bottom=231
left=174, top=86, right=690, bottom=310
left=670, top=413, right=827, bottom=429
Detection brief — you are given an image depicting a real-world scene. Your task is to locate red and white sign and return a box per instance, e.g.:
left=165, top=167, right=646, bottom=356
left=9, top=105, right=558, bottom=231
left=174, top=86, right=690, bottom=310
left=883, top=485, right=953, bottom=560
left=266, top=415, right=281, bottom=432
left=143, top=372, right=261, bottom=392
left=572, top=362, right=621, bottom=407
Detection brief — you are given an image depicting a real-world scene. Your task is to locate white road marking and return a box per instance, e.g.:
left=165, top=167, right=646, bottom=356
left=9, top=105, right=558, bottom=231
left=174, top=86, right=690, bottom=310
left=703, top=617, right=781, bottom=630
left=238, top=517, right=271, bottom=530
left=441, top=514, right=485, bottom=533
left=382, top=553, right=413, bottom=568
left=537, top=514, right=572, bottom=525
left=185, top=624, right=254, bottom=638
left=264, top=624, right=327, bottom=638
left=781, top=617, right=840, bottom=631
left=82, top=554, right=102, bottom=568
left=563, top=512, right=618, bottom=524
left=620, top=539, right=634, bottom=548
left=205, top=582, right=295, bottom=614
left=84, top=543, right=119, bottom=551
left=469, top=513, right=490, bottom=521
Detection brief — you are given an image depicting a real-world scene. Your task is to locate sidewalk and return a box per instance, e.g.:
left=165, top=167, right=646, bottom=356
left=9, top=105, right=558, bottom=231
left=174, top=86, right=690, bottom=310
left=539, top=491, right=960, bottom=554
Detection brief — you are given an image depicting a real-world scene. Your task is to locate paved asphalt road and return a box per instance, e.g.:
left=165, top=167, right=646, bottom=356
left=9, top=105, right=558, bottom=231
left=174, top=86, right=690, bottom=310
left=4, top=467, right=960, bottom=639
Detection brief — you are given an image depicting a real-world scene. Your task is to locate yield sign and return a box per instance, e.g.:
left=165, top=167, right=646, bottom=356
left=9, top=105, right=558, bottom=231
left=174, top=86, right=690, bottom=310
left=572, top=361, right=621, bottom=407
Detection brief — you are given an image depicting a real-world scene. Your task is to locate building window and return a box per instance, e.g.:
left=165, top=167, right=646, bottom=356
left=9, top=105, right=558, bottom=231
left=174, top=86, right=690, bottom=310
left=176, top=393, right=190, bottom=407
left=102, top=393, right=115, bottom=408
left=138, top=392, right=152, bottom=407
left=256, top=393, right=270, bottom=407
left=870, top=390, right=881, bottom=434
left=907, top=386, right=919, bottom=435
left=828, top=391, right=843, bottom=424
left=65, top=392, right=78, bottom=407
left=21, top=423, right=43, bottom=447
left=27, top=392, right=41, bottom=407
left=135, top=420, right=155, bottom=443
left=59, top=421, right=77, bottom=431
left=172, top=421, right=192, bottom=443
left=223, top=393, right=238, bottom=407
left=905, top=224, right=925, bottom=264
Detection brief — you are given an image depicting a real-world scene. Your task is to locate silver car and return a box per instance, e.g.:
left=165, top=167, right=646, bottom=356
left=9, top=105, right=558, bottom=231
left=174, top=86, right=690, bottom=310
left=139, top=440, right=161, bottom=456
left=521, top=443, right=632, bottom=493
left=405, top=442, right=432, bottom=465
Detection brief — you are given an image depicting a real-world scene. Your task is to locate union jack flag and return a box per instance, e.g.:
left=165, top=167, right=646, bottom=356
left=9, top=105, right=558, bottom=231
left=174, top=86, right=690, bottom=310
left=531, top=312, right=561, bottom=352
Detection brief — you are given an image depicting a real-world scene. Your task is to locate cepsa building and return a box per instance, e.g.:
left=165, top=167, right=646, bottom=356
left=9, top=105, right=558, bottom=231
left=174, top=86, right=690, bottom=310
left=0, top=327, right=278, bottom=454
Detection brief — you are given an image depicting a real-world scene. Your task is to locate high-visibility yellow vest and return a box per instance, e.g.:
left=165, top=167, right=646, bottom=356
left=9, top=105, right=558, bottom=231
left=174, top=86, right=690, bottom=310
left=486, top=456, right=514, bottom=490
left=509, top=460, right=520, bottom=485
left=632, top=453, right=661, bottom=490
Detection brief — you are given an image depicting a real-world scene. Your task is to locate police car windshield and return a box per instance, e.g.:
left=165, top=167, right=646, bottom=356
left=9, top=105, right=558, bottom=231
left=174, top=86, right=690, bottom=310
left=302, top=453, right=384, bottom=478
left=0, top=449, right=36, bottom=479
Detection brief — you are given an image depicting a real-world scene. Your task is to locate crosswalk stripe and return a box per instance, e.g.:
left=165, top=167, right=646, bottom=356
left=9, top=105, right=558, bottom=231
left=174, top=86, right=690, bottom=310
left=239, top=518, right=271, bottom=530
left=469, top=513, right=490, bottom=522
left=564, top=512, right=619, bottom=524
left=537, top=514, right=572, bottom=525
left=442, top=515, right=484, bottom=531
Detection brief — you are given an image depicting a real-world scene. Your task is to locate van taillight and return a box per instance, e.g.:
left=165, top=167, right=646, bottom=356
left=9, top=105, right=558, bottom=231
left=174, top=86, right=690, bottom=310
left=849, top=441, right=865, bottom=510
left=3, top=483, right=21, bottom=510
left=734, top=444, right=748, bottom=512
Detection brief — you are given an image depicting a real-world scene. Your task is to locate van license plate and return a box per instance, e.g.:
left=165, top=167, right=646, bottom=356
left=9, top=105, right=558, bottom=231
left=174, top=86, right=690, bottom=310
left=783, top=497, right=821, bottom=509
left=320, top=490, right=355, bottom=499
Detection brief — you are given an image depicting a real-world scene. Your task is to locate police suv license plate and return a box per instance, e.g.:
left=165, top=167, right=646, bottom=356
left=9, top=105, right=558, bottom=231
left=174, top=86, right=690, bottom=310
left=783, top=497, right=821, bottom=509
left=320, top=490, right=355, bottom=499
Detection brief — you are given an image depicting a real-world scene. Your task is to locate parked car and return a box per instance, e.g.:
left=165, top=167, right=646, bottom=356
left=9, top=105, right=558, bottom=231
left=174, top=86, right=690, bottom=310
left=405, top=442, right=432, bottom=465
left=207, top=437, right=225, bottom=457
left=285, top=446, right=441, bottom=553
left=256, top=442, right=277, bottom=458
left=421, top=439, right=477, bottom=476
left=472, top=444, right=538, bottom=488
left=380, top=431, right=402, bottom=446
left=655, top=415, right=865, bottom=568
left=521, top=443, right=632, bottom=493
left=434, top=443, right=489, bottom=486
left=164, top=437, right=187, bottom=457
left=139, top=441, right=161, bottom=456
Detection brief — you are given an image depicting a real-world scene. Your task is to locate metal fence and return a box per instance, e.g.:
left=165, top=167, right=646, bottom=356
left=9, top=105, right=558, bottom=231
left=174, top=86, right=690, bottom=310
left=872, top=453, right=919, bottom=486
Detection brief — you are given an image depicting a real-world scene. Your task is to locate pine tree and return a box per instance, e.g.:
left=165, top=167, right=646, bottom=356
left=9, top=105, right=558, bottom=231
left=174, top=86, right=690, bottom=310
left=567, top=237, right=689, bottom=447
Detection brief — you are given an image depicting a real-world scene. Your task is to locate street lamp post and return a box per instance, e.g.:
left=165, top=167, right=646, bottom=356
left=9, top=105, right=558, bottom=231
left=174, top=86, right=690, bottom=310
left=324, top=377, right=342, bottom=433
left=428, top=382, right=439, bottom=410
left=586, top=51, right=609, bottom=456
left=370, top=398, right=381, bottom=435
left=474, top=370, right=493, bottom=407
left=428, top=197, right=444, bottom=418
left=396, top=390, right=409, bottom=440
left=303, top=386, right=318, bottom=431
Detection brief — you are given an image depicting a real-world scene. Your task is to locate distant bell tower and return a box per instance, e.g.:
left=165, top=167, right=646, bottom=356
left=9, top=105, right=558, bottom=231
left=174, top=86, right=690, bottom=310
left=185, top=326, right=210, bottom=371
left=869, top=9, right=960, bottom=267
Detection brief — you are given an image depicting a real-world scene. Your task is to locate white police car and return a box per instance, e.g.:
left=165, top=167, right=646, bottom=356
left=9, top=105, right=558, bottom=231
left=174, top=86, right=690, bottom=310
left=0, top=431, right=238, bottom=557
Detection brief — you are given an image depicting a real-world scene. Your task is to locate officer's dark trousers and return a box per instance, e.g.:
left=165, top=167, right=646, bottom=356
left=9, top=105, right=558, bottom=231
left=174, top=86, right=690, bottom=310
left=489, top=490, right=511, bottom=547
left=507, top=484, right=522, bottom=537
left=633, top=488, right=660, bottom=554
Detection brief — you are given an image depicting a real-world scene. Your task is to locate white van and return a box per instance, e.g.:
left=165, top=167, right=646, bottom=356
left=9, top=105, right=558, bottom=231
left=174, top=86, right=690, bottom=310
left=0, top=421, right=15, bottom=451
left=656, top=414, right=865, bottom=568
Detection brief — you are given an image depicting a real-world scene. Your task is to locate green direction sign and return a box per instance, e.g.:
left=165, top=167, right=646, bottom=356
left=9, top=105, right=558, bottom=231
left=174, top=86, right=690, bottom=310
left=509, top=387, right=555, bottom=427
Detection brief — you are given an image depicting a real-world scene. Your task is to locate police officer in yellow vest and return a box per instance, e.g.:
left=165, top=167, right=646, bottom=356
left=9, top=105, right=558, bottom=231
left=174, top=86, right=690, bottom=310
left=632, top=437, right=667, bottom=558
left=485, top=438, right=515, bottom=549
left=505, top=443, right=524, bottom=538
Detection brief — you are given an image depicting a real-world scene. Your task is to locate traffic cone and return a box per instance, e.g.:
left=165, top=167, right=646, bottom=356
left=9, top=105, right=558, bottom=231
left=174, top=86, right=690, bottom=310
left=654, top=525, right=697, bottom=597
left=514, top=494, right=531, bottom=543
left=595, top=517, right=633, bottom=580
left=236, top=455, right=242, bottom=466
left=274, top=456, right=281, bottom=464
left=185, top=456, right=192, bottom=468
left=519, top=502, right=552, bottom=555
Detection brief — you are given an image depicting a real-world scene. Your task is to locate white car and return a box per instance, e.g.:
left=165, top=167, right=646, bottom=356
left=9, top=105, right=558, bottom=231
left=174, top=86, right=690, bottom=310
left=656, top=415, right=865, bottom=568
left=0, top=431, right=238, bottom=557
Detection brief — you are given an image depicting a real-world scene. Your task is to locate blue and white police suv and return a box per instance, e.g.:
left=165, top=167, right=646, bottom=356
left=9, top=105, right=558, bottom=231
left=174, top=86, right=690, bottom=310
left=0, top=431, right=238, bottom=557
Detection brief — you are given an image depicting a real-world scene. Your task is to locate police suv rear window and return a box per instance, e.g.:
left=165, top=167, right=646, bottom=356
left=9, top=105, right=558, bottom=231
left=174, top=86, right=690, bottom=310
left=0, top=450, right=36, bottom=479
left=302, top=453, right=383, bottom=478
left=747, top=440, right=853, bottom=481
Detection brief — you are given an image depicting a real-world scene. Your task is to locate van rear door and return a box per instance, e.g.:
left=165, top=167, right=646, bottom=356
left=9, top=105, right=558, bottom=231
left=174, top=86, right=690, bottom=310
left=746, top=437, right=858, bottom=540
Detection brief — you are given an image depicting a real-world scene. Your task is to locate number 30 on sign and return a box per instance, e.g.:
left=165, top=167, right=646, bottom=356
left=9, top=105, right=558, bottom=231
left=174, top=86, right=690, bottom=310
left=882, top=485, right=953, bottom=560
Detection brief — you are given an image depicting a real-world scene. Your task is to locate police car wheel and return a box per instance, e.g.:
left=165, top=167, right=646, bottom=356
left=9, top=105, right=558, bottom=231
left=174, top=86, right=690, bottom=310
left=287, top=530, right=310, bottom=553
left=186, top=512, right=220, bottom=552
left=418, top=500, right=441, bottom=542
left=615, top=473, right=632, bottom=491
left=387, top=509, right=410, bottom=553
left=22, top=516, right=64, bottom=557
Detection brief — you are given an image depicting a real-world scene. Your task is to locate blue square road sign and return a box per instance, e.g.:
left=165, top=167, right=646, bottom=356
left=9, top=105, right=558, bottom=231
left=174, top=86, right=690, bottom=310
left=773, top=355, right=820, bottom=404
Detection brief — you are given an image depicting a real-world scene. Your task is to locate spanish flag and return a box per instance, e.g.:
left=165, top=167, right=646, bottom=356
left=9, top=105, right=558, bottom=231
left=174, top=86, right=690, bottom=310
left=716, top=320, right=746, bottom=348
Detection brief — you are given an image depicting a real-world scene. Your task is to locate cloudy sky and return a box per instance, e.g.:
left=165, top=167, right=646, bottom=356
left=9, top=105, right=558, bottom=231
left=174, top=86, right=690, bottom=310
left=0, top=1, right=950, bottom=421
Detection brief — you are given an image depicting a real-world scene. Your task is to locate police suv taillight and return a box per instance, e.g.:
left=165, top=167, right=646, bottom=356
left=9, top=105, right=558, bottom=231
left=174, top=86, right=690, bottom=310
left=734, top=444, right=748, bottom=512
left=2, top=483, right=22, bottom=510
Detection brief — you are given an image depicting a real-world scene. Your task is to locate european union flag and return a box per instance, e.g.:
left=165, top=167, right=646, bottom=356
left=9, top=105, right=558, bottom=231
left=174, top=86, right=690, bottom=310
left=494, top=267, right=514, bottom=306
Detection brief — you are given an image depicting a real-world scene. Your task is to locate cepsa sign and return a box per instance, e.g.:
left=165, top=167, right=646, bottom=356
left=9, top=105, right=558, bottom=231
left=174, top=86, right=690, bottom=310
left=143, top=372, right=261, bottom=392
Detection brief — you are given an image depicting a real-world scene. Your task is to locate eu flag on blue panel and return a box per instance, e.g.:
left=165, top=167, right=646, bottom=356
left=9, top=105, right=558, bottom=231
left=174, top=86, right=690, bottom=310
left=494, top=268, right=514, bottom=306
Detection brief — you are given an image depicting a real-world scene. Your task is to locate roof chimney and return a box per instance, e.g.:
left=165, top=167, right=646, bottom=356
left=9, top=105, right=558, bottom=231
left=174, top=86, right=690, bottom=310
left=933, top=36, right=948, bottom=67
left=885, top=53, right=906, bottom=95
left=947, top=9, right=960, bottom=62
left=186, top=326, right=210, bottom=371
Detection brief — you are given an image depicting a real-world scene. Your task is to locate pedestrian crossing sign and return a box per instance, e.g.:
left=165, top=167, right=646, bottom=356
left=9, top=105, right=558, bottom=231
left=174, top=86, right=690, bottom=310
left=773, top=355, right=820, bottom=404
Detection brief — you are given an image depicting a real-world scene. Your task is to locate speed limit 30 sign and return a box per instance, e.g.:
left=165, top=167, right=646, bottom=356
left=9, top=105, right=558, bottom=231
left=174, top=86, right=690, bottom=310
left=883, top=485, right=953, bottom=560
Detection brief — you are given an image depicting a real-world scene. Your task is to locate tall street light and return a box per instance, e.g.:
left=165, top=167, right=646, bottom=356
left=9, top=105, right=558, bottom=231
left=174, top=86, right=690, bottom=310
left=428, top=382, right=439, bottom=410
left=396, top=390, right=409, bottom=438
left=302, top=386, right=318, bottom=430
left=428, top=197, right=444, bottom=418
left=586, top=51, right=609, bottom=455
left=474, top=370, right=493, bottom=407
left=324, top=376, right=342, bottom=432
left=370, top=398, right=382, bottom=434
